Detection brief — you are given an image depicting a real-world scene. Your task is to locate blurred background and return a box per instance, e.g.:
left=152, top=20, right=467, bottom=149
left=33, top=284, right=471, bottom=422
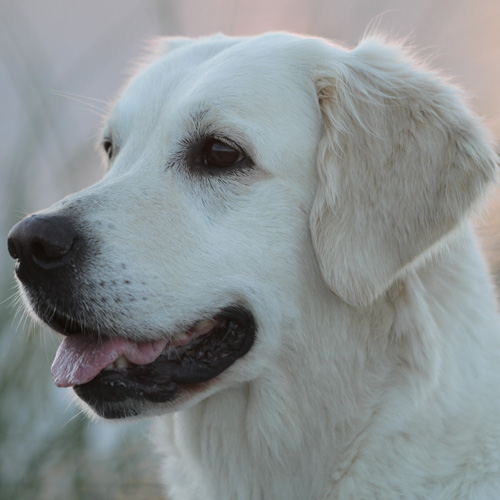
left=1, top=0, right=499, bottom=498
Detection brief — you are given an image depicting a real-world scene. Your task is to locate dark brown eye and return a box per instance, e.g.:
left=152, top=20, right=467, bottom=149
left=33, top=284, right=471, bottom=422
left=103, top=139, right=113, bottom=160
left=203, top=139, right=244, bottom=167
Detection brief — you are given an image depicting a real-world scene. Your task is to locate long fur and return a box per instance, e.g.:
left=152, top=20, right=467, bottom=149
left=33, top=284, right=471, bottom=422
left=17, top=33, right=500, bottom=499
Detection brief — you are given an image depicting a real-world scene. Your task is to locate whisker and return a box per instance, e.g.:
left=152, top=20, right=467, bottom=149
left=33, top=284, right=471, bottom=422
left=62, top=407, right=86, bottom=428
left=52, top=89, right=108, bottom=105
left=1, top=288, right=22, bottom=308
left=51, top=89, right=108, bottom=118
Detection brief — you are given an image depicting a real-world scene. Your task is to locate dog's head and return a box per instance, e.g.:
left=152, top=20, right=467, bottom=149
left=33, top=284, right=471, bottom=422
left=8, top=33, right=497, bottom=419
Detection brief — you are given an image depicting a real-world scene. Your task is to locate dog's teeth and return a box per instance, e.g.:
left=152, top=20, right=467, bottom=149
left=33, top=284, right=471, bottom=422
left=194, top=319, right=213, bottom=330
left=171, top=319, right=217, bottom=346
left=173, top=332, right=188, bottom=343
left=115, top=356, right=129, bottom=368
left=191, top=318, right=218, bottom=335
left=103, top=357, right=129, bottom=371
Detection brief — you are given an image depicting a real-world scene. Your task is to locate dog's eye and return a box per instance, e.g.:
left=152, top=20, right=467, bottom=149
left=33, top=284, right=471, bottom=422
left=203, top=139, right=244, bottom=168
left=102, top=139, right=114, bottom=160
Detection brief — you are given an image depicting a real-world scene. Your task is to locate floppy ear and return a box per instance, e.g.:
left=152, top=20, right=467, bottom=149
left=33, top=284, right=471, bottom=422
left=309, top=37, right=498, bottom=308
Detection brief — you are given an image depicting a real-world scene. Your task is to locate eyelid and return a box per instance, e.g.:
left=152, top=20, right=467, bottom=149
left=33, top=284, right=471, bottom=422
left=102, top=137, right=113, bottom=156
left=212, top=135, right=242, bottom=152
left=100, top=130, right=119, bottom=167
left=166, top=121, right=257, bottom=171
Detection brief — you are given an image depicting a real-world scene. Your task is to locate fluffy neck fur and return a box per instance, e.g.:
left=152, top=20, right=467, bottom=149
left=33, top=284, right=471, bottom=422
left=157, top=226, right=500, bottom=500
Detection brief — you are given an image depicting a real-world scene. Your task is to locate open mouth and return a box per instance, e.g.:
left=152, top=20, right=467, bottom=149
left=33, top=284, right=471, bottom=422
left=47, top=306, right=255, bottom=418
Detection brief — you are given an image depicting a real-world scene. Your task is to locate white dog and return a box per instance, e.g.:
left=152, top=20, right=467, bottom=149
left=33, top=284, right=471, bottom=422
left=8, top=32, right=500, bottom=499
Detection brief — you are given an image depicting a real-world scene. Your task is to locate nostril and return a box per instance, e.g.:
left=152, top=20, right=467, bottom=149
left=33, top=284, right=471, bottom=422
left=31, top=238, right=75, bottom=266
left=7, top=237, right=19, bottom=260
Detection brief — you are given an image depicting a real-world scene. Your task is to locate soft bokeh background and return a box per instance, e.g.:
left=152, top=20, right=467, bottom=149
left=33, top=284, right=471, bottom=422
left=1, top=1, right=499, bottom=498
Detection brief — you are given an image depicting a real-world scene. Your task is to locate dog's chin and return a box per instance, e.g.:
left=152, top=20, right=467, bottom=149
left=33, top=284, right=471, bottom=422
left=50, top=306, right=256, bottom=420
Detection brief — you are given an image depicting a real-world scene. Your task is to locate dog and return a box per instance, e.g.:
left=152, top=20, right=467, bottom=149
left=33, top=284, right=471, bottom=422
left=7, top=32, right=500, bottom=499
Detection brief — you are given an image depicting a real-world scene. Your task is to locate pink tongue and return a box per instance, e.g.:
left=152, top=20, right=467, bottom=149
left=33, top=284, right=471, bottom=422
left=51, top=335, right=169, bottom=388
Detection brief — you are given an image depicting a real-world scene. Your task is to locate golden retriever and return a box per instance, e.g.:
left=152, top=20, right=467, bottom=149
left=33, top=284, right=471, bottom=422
left=8, top=33, right=500, bottom=499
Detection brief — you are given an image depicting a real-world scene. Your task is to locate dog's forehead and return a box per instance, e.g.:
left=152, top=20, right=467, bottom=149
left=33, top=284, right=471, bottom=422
left=104, top=34, right=324, bottom=185
left=111, top=34, right=320, bottom=134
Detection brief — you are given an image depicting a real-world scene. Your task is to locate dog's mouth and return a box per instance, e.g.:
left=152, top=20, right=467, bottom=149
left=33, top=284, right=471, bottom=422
left=48, top=306, right=255, bottom=419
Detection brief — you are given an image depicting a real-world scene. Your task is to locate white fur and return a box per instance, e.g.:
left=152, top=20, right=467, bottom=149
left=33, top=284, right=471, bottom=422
left=45, top=33, right=500, bottom=498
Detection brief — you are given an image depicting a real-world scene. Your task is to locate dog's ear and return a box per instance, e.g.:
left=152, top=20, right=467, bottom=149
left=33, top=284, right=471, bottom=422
left=309, top=37, right=498, bottom=308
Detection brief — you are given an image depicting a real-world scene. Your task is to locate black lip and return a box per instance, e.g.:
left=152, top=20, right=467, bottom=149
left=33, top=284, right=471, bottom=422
left=42, top=306, right=91, bottom=336
left=73, top=306, right=256, bottom=419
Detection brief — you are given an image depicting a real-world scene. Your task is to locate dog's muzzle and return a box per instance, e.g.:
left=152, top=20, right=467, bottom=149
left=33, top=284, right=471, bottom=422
left=8, top=214, right=256, bottom=419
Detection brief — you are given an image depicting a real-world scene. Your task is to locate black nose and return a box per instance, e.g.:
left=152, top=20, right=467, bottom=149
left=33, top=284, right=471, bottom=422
left=8, top=215, right=79, bottom=282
